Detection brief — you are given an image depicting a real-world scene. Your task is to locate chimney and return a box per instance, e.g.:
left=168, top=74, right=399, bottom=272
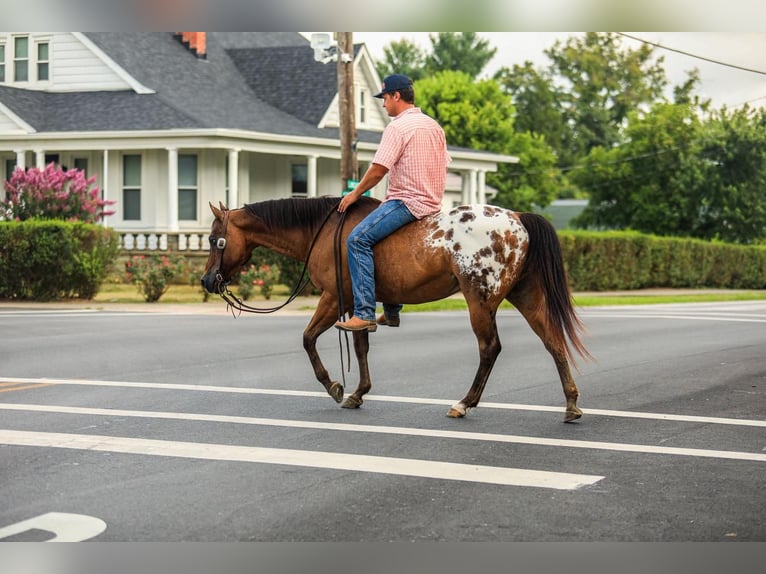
left=176, top=32, right=206, bottom=59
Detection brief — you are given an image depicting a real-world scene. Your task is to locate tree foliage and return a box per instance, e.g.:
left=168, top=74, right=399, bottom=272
left=375, top=38, right=427, bottom=81
left=373, top=32, right=766, bottom=242
left=424, top=32, right=496, bottom=78
left=573, top=104, right=766, bottom=243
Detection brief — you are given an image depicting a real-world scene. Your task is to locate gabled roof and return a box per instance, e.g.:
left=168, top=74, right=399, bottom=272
left=0, top=32, right=341, bottom=138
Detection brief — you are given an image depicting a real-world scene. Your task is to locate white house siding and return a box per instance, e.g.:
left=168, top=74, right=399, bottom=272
left=48, top=33, right=134, bottom=93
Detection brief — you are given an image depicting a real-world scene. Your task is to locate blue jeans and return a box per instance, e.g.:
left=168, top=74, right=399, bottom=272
left=346, top=199, right=416, bottom=322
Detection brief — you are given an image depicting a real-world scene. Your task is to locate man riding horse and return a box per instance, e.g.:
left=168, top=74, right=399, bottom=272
left=335, top=73, right=451, bottom=333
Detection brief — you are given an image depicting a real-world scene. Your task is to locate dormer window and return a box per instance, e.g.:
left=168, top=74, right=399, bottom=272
left=1, top=35, right=51, bottom=85
left=37, top=41, right=50, bottom=81
left=13, top=36, right=28, bottom=82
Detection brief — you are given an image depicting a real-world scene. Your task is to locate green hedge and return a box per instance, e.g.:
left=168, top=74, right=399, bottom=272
left=0, top=220, right=120, bottom=300
left=559, top=230, right=766, bottom=291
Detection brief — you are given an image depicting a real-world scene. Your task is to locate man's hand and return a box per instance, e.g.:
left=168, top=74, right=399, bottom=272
left=337, top=192, right=359, bottom=213
left=337, top=163, right=388, bottom=213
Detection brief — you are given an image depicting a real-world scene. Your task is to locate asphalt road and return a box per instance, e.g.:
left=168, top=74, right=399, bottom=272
left=0, top=300, right=764, bottom=542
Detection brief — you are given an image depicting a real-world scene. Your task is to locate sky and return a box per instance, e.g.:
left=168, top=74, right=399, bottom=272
left=353, top=32, right=766, bottom=111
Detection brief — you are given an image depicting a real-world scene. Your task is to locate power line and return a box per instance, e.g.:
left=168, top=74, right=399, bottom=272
left=617, top=33, right=766, bottom=76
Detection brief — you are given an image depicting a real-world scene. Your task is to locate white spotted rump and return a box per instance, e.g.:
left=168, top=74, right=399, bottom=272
left=423, top=205, right=529, bottom=296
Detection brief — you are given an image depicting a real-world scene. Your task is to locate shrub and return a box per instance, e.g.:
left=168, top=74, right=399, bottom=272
left=1, top=163, right=115, bottom=223
left=125, top=253, right=186, bottom=302
left=0, top=220, right=120, bottom=300
left=239, top=263, right=281, bottom=300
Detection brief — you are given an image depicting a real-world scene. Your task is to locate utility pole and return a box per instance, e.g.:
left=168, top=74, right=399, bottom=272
left=336, top=32, right=358, bottom=193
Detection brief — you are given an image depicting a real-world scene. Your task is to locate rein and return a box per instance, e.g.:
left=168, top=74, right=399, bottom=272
left=211, top=203, right=352, bottom=386
left=213, top=206, right=339, bottom=316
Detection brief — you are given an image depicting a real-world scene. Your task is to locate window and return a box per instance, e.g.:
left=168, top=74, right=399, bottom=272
left=178, top=154, right=198, bottom=220
left=359, top=89, right=367, bottom=124
left=0, top=44, right=6, bottom=82
left=36, top=41, right=49, bottom=81
left=291, top=163, right=307, bottom=197
left=122, top=155, right=141, bottom=221
left=13, top=36, right=28, bottom=82
left=73, top=158, right=88, bottom=175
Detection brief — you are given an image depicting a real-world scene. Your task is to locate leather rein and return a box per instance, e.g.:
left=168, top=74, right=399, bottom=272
left=211, top=206, right=348, bottom=322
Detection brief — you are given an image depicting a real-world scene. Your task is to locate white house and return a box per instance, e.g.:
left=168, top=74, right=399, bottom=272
left=0, top=32, right=518, bottom=252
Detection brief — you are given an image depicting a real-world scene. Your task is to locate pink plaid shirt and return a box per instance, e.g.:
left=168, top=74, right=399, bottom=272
left=372, top=107, right=451, bottom=219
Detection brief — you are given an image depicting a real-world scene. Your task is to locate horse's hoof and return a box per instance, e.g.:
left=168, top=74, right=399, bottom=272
left=328, top=381, right=344, bottom=404
left=446, top=407, right=466, bottom=418
left=341, top=395, right=363, bottom=409
left=564, top=409, right=582, bottom=423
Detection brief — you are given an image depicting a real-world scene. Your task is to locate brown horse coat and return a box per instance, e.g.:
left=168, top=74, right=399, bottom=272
left=202, top=196, right=589, bottom=421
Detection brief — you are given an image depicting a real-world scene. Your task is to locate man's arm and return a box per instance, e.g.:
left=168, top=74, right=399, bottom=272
left=337, top=163, right=389, bottom=213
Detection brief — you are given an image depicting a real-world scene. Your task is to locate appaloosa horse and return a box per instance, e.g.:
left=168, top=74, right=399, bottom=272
left=201, top=196, right=590, bottom=421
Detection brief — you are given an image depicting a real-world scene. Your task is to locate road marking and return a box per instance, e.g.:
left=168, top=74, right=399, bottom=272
left=0, top=512, right=106, bottom=542
left=0, top=429, right=603, bottom=490
left=581, top=311, right=766, bottom=324
left=1, top=403, right=764, bottom=462
left=1, top=376, right=763, bottom=428
left=0, top=381, right=54, bottom=393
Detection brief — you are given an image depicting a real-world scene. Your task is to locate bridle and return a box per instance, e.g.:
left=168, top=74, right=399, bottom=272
left=209, top=203, right=353, bottom=385
left=208, top=205, right=346, bottom=318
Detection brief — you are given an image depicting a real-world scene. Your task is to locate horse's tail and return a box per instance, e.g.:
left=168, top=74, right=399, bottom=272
left=517, top=212, right=592, bottom=365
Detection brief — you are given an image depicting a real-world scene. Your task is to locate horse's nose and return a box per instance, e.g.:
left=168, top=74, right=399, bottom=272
left=201, top=272, right=216, bottom=294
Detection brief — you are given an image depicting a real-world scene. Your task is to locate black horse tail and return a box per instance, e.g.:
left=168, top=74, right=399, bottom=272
left=517, top=212, right=592, bottom=365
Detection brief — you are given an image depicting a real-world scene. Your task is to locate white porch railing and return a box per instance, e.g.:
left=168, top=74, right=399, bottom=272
left=118, top=232, right=210, bottom=252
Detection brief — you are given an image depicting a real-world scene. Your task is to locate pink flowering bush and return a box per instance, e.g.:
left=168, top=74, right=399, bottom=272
left=238, top=263, right=281, bottom=300
left=125, top=253, right=186, bottom=302
left=1, top=163, right=115, bottom=223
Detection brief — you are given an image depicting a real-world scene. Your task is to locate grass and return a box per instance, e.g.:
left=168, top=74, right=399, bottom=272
left=92, top=282, right=766, bottom=309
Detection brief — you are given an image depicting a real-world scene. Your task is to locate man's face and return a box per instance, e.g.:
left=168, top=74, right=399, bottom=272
left=381, top=92, right=401, bottom=117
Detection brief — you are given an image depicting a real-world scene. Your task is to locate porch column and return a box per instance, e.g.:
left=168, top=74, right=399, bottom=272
left=227, top=148, right=240, bottom=208
left=101, top=149, right=110, bottom=228
left=468, top=170, right=478, bottom=205
left=14, top=150, right=26, bottom=170
left=477, top=170, right=487, bottom=204
left=167, top=147, right=179, bottom=232
left=307, top=155, right=318, bottom=197
left=35, top=150, right=45, bottom=169
left=461, top=172, right=470, bottom=205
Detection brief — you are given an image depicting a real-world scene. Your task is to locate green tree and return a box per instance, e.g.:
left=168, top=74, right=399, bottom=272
left=492, top=131, right=560, bottom=211
left=573, top=103, right=766, bottom=244
left=572, top=102, right=702, bottom=234
left=692, top=106, right=766, bottom=243
left=375, top=38, right=427, bottom=81
left=416, top=70, right=514, bottom=152
left=495, top=62, right=570, bottom=167
left=415, top=70, right=559, bottom=211
left=545, top=32, right=669, bottom=165
left=424, top=32, right=496, bottom=78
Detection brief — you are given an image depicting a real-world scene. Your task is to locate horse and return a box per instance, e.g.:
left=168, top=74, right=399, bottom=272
left=201, top=196, right=590, bottom=422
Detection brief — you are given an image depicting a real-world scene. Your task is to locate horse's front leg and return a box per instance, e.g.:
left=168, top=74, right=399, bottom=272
left=303, top=292, right=345, bottom=403
left=341, top=330, right=372, bottom=409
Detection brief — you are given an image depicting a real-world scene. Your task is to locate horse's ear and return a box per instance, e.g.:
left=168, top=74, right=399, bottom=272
left=219, top=201, right=228, bottom=211
left=209, top=202, right=224, bottom=221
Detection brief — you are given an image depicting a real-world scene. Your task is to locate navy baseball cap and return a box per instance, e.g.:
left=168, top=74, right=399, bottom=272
left=374, top=74, right=413, bottom=98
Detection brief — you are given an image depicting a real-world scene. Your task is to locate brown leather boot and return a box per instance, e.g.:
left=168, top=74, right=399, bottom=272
left=335, top=316, right=378, bottom=332
left=376, top=313, right=400, bottom=327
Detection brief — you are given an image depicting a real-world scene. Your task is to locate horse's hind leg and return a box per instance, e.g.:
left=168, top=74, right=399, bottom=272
left=303, top=292, right=344, bottom=403
left=448, top=297, right=502, bottom=418
left=508, top=282, right=582, bottom=422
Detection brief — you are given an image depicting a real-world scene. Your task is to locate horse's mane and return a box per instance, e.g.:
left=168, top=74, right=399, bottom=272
left=243, top=196, right=379, bottom=232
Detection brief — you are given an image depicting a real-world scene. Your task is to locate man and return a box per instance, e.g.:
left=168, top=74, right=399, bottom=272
left=335, top=74, right=451, bottom=332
